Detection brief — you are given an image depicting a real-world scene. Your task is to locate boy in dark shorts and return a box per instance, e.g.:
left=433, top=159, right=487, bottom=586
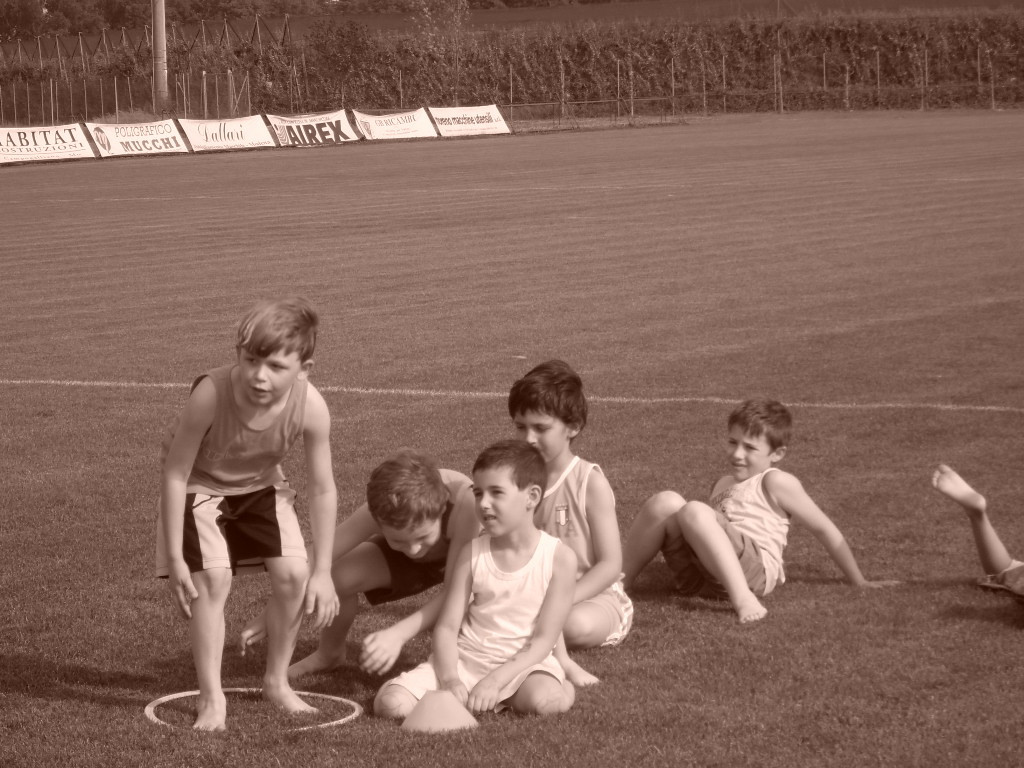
left=241, top=449, right=480, bottom=677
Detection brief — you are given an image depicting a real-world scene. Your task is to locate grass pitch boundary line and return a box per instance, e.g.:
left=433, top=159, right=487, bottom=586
left=3, top=379, right=1021, bottom=415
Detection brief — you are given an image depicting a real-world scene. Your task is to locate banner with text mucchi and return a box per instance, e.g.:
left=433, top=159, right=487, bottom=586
left=85, top=120, right=190, bottom=158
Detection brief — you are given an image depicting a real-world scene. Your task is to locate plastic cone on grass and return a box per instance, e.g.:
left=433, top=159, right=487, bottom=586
left=401, top=690, right=479, bottom=733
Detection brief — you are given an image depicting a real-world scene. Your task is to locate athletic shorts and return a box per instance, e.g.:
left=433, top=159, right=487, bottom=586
left=661, top=511, right=768, bottom=599
left=978, top=559, right=1024, bottom=598
left=155, top=483, right=307, bottom=577
left=583, top=580, right=634, bottom=647
left=363, top=535, right=447, bottom=606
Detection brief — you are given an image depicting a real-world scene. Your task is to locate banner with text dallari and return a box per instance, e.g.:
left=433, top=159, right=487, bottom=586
left=177, top=116, right=277, bottom=152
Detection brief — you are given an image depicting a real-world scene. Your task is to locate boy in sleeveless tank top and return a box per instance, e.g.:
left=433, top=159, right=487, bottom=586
left=238, top=450, right=480, bottom=679
left=623, top=399, right=897, bottom=623
left=508, top=360, right=633, bottom=687
left=374, top=440, right=577, bottom=719
left=156, top=298, right=339, bottom=731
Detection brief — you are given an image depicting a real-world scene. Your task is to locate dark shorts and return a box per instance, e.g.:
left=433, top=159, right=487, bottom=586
left=363, top=535, right=447, bottom=606
left=661, top=511, right=768, bottom=599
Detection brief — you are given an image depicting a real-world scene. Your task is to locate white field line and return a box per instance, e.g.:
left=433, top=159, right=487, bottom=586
left=1, top=379, right=1021, bottom=415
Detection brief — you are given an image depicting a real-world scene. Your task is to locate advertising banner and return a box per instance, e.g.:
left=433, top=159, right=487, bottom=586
left=85, top=120, right=190, bottom=158
left=177, top=116, right=276, bottom=152
left=351, top=108, right=437, bottom=141
left=0, top=123, right=97, bottom=164
left=428, top=105, right=511, bottom=137
left=266, top=109, right=360, bottom=147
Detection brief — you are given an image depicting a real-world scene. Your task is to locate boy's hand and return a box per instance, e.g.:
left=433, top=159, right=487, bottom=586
left=359, top=628, right=405, bottom=675
left=303, top=571, right=340, bottom=631
left=440, top=678, right=469, bottom=707
left=467, top=674, right=501, bottom=714
left=167, top=561, right=198, bottom=619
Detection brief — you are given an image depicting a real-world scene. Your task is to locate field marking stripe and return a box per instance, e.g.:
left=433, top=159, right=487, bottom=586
left=2, top=379, right=1021, bottom=414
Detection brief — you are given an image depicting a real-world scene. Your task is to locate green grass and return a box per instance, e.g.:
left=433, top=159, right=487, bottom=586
left=1, top=110, right=1023, bottom=767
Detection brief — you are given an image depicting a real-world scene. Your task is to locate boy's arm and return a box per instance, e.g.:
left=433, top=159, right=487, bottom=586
left=301, top=386, right=340, bottom=630
left=765, top=471, right=897, bottom=588
left=572, top=470, right=623, bottom=602
left=159, top=378, right=217, bottom=619
left=432, top=541, right=475, bottom=705
left=361, top=482, right=481, bottom=674
left=467, top=543, right=578, bottom=713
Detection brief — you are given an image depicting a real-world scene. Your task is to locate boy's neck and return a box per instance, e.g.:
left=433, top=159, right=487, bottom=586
left=490, top=520, right=541, bottom=553
left=545, top=448, right=577, bottom=483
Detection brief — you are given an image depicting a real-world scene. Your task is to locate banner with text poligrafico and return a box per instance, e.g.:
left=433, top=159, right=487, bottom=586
left=85, top=120, right=189, bottom=158
left=177, top=115, right=276, bottom=152
left=0, top=123, right=97, bottom=164
left=351, top=108, right=437, bottom=141
left=265, top=109, right=360, bottom=147
left=427, top=105, right=511, bottom=137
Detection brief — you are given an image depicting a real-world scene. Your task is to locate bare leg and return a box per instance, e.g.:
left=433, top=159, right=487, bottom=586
left=932, top=464, right=1014, bottom=575
left=190, top=568, right=232, bottom=731
left=262, top=557, right=316, bottom=714
left=622, top=491, right=686, bottom=590
left=508, top=672, right=575, bottom=716
left=553, top=634, right=598, bottom=687
left=676, top=502, right=766, bottom=623
left=288, top=594, right=358, bottom=678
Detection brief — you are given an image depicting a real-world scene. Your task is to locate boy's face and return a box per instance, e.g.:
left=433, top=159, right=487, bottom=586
left=236, top=347, right=311, bottom=408
left=379, top=518, right=443, bottom=560
left=726, top=425, right=786, bottom=481
left=512, top=410, right=579, bottom=467
left=472, top=466, right=540, bottom=538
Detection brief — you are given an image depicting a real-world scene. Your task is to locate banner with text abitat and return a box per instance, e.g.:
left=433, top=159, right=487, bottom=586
left=265, top=109, right=360, bottom=147
left=0, top=123, right=97, bottom=164
left=351, top=108, right=438, bottom=141
left=177, top=115, right=277, bottom=152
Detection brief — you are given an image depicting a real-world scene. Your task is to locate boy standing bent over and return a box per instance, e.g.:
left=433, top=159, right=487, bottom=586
left=374, top=440, right=577, bottom=719
left=622, top=398, right=895, bottom=623
left=157, top=298, right=339, bottom=731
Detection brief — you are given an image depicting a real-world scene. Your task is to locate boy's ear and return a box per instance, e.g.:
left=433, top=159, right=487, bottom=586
left=526, top=483, right=543, bottom=510
left=298, top=359, right=314, bottom=381
left=769, top=445, right=787, bottom=464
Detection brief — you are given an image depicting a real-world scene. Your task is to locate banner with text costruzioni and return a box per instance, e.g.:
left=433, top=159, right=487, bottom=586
left=177, top=115, right=277, bottom=152
left=351, top=108, right=437, bottom=141
left=85, top=120, right=190, bottom=158
left=265, top=109, right=360, bottom=148
left=428, top=105, right=511, bottom=137
left=0, top=123, right=97, bottom=164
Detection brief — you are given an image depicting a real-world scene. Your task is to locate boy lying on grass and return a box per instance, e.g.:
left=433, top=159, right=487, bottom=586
left=622, top=398, right=897, bottom=623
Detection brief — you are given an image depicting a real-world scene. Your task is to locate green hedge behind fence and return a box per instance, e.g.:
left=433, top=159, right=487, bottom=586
left=2, top=10, right=1022, bottom=124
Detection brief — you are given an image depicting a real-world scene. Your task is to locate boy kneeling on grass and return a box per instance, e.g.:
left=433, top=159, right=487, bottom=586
left=622, top=398, right=897, bottom=623
left=375, top=440, right=578, bottom=719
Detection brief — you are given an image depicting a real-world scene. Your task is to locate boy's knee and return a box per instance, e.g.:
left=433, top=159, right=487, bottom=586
left=373, top=682, right=416, bottom=719
left=269, top=560, right=309, bottom=598
left=517, top=679, right=573, bottom=716
left=676, top=501, right=715, bottom=532
left=642, top=491, right=687, bottom=522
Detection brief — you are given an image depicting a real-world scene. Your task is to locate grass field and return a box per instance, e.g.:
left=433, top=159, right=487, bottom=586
left=2, top=110, right=1023, bottom=767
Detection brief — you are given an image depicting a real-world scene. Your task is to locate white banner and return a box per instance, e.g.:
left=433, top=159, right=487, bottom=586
left=428, top=105, right=511, bottom=137
left=266, top=109, right=360, bottom=147
left=177, top=116, right=276, bottom=152
left=0, top=123, right=97, bottom=164
left=85, top=120, right=189, bottom=158
left=352, top=108, right=437, bottom=141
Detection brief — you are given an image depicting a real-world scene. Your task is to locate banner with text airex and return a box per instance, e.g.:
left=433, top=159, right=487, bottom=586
left=1, top=123, right=97, bottom=164
left=351, top=108, right=438, bottom=141
left=85, top=120, right=189, bottom=158
left=428, top=105, right=511, bottom=137
left=265, top=109, right=360, bottom=147
left=177, top=115, right=276, bottom=152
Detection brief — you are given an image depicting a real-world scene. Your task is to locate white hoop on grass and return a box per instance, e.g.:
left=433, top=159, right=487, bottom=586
left=144, top=687, right=363, bottom=732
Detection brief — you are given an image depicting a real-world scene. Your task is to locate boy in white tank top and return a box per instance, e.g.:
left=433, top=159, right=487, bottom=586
left=623, top=399, right=897, bottom=623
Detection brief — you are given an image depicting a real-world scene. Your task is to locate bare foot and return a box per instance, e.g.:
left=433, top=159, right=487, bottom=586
left=239, top=613, right=267, bottom=656
left=288, top=648, right=346, bottom=680
left=560, top=655, right=600, bottom=687
left=932, top=464, right=986, bottom=516
left=735, top=596, right=767, bottom=624
left=262, top=678, right=317, bottom=715
left=193, top=690, right=227, bottom=732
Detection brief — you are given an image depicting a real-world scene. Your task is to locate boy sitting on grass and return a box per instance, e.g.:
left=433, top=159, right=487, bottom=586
left=157, top=298, right=339, bottom=731
left=374, top=440, right=578, bottom=719
left=932, top=464, right=1024, bottom=599
left=509, top=360, right=633, bottom=685
left=240, top=449, right=480, bottom=677
left=622, top=398, right=897, bottom=623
